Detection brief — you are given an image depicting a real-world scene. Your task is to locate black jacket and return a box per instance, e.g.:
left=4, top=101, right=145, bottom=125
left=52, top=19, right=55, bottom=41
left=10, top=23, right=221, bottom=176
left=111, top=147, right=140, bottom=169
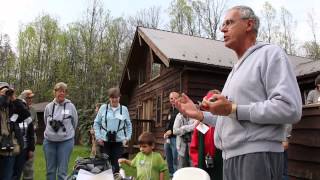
left=9, top=99, right=33, bottom=151
left=165, top=107, right=179, bottom=138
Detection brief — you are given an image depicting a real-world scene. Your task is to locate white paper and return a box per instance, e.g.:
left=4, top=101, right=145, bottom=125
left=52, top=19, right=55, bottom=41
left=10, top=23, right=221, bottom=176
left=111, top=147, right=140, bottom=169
left=196, top=123, right=209, bottom=134
left=64, top=109, right=70, bottom=115
left=76, top=169, right=114, bottom=180
left=10, top=114, right=18, bottom=122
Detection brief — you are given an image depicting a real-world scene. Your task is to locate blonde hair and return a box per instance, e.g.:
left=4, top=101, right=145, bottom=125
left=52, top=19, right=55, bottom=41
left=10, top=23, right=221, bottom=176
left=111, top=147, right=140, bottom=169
left=54, top=82, right=68, bottom=91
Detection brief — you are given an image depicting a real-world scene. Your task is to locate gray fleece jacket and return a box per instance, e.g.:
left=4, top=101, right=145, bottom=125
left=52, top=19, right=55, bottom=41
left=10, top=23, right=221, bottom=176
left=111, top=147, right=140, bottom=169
left=203, top=42, right=302, bottom=159
left=44, top=99, right=78, bottom=142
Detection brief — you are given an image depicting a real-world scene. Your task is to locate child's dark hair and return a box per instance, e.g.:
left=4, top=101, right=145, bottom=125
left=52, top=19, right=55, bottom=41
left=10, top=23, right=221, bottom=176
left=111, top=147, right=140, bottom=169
left=138, top=132, right=155, bottom=146
left=209, top=89, right=221, bottom=94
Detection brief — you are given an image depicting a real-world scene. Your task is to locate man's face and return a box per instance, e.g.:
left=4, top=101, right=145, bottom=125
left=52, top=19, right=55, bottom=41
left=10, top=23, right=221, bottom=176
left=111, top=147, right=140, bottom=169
left=169, top=92, right=179, bottom=106
left=220, top=9, right=249, bottom=50
left=26, top=96, right=33, bottom=106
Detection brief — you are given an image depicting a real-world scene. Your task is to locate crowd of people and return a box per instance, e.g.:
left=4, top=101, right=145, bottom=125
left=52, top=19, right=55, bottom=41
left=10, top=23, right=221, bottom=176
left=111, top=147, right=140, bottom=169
left=1, top=4, right=320, bottom=180
left=0, top=82, right=79, bottom=180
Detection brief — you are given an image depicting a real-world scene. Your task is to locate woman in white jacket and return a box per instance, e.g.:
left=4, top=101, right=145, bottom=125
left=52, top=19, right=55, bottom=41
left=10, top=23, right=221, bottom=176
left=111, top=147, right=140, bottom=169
left=173, top=113, right=198, bottom=169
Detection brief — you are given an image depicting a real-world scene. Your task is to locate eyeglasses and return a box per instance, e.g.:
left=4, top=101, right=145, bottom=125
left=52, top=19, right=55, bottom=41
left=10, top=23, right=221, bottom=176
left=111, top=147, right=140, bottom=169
left=219, top=18, right=250, bottom=30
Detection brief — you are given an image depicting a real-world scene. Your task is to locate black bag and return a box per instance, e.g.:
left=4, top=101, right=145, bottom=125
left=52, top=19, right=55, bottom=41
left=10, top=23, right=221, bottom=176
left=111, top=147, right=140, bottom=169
left=67, top=153, right=112, bottom=180
left=182, top=132, right=192, bottom=143
left=106, top=131, right=117, bottom=142
left=0, top=109, right=21, bottom=156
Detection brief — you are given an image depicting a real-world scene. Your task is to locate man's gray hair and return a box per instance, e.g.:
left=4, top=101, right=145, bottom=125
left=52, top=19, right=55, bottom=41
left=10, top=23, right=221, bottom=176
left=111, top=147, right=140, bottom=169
left=231, top=6, right=260, bottom=34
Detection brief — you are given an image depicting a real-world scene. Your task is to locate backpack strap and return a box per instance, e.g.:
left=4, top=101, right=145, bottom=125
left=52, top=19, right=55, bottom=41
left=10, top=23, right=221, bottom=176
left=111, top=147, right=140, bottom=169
left=116, top=105, right=122, bottom=133
left=50, top=103, right=56, bottom=118
left=101, top=104, right=126, bottom=138
left=117, top=105, right=127, bottom=138
left=62, top=102, right=75, bottom=129
left=100, top=104, right=108, bottom=132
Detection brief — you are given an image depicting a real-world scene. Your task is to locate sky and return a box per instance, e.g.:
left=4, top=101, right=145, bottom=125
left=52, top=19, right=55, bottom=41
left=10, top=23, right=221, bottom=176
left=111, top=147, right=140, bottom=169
left=0, top=0, right=319, bottom=51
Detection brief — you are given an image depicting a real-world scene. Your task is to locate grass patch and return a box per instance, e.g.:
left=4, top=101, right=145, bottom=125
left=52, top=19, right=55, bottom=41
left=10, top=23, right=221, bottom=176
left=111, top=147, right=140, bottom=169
left=34, top=144, right=90, bottom=180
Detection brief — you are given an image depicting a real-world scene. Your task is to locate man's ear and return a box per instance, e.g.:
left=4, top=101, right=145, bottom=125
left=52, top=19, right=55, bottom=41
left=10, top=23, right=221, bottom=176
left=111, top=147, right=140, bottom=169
left=246, top=19, right=255, bottom=32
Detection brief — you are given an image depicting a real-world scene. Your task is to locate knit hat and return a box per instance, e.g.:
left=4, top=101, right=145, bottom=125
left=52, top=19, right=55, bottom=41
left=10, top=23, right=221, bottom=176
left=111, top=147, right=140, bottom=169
left=0, top=82, right=9, bottom=90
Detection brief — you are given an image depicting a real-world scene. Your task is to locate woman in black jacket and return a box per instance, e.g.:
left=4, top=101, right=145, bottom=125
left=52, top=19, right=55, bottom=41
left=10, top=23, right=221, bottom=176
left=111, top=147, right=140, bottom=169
left=8, top=90, right=34, bottom=180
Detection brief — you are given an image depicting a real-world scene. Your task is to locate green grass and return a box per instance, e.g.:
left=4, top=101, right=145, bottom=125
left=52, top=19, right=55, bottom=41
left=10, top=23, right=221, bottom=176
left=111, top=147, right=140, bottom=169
left=34, top=144, right=90, bottom=180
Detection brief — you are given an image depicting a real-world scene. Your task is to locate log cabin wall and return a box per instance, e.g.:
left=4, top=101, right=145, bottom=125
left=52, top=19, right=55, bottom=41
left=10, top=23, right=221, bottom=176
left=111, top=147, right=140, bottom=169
left=183, top=67, right=231, bottom=102
left=288, top=104, right=320, bottom=180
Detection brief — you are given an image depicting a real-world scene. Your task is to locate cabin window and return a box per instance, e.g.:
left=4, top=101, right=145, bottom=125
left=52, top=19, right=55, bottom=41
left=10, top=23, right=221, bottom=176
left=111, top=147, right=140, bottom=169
left=151, top=62, right=161, bottom=79
left=151, top=53, right=162, bottom=80
left=141, top=99, right=153, bottom=132
left=142, top=99, right=153, bottom=120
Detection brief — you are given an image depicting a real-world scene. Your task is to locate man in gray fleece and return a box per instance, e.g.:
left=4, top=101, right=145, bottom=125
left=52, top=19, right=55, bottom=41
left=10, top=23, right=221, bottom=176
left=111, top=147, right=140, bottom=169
left=175, top=6, right=302, bottom=180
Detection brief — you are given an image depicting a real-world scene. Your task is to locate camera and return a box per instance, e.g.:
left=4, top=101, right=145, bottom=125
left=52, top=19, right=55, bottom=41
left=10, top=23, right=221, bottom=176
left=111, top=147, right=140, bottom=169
left=5, top=88, right=14, bottom=97
left=182, top=132, right=192, bottom=143
left=0, top=135, right=14, bottom=151
left=205, top=154, right=214, bottom=168
left=106, top=131, right=117, bottom=142
left=49, top=119, right=66, bottom=133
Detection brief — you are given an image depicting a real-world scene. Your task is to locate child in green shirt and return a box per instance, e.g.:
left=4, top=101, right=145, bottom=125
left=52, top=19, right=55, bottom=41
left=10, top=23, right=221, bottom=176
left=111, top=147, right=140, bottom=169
left=119, top=132, right=169, bottom=180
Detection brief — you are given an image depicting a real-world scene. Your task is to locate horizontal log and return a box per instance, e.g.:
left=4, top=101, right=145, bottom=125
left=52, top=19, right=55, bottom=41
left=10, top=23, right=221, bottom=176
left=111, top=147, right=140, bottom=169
left=290, top=129, right=320, bottom=147
left=288, top=144, right=320, bottom=163
left=293, top=116, right=320, bottom=130
left=288, top=160, right=320, bottom=179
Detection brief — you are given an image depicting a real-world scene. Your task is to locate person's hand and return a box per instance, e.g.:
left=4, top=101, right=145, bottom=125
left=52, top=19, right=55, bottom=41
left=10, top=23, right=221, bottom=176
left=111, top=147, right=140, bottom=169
left=118, top=158, right=130, bottom=165
left=28, top=151, right=34, bottom=159
left=202, top=94, right=232, bottom=116
left=194, top=120, right=200, bottom=127
left=123, top=140, right=128, bottom=146
left=175, top=93, right=204, bottom=121
left=118, top=158, right=126, bottom=164
left=282, top=141, right=289, bottom=150
left=163, top=130, right=172, bottom=138
left=89, top=128, right=94, bottom=135
left=97, top=139, right=104, bottom=146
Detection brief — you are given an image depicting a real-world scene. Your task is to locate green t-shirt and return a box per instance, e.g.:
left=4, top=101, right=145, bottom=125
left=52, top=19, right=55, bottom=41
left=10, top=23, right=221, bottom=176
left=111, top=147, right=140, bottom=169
left=131, top=152, right=169, bottom=180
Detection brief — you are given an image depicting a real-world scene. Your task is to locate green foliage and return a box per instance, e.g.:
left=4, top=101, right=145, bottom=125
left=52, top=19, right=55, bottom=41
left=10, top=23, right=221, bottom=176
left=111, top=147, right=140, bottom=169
left=11, top=1, right=132, bottom=143
left=169, top=0, right=196, bottom=35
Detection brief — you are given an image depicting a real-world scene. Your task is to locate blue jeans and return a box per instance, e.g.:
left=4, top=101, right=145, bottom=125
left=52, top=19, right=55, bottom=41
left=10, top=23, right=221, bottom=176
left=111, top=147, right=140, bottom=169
left=43, top=138, right=74, bottom=180
left=0, top=155, right=15, bottom=180
left=164, top=137, right=178, bottom=176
